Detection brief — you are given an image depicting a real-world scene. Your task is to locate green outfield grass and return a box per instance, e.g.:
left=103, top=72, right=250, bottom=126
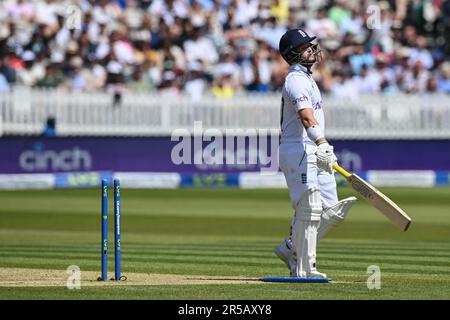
left=0, top=187, right=449, bottom=299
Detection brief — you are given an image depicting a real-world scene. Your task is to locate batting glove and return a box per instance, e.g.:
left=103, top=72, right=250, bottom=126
left=315, top=142, right=337, bottom=174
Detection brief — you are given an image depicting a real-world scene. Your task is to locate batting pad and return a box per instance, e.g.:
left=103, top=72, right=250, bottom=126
left=261, top=277, right=332, bottom=283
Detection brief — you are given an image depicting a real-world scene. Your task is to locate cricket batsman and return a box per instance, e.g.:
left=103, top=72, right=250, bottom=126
left=274, top=28, right=357, bottom=278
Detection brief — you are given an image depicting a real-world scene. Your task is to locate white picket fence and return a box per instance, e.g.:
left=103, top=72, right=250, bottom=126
left=1, top=87, right=449, bottom=139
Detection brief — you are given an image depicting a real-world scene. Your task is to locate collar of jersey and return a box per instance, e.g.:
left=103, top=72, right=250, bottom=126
left=289, top=64, right=309, bottom=75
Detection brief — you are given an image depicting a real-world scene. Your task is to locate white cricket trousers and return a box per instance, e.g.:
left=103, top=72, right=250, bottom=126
left=279, top=142, right=338, bottom=210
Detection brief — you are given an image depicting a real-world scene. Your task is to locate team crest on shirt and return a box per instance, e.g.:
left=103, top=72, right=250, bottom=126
left=301, top=173, right=307, bottom=184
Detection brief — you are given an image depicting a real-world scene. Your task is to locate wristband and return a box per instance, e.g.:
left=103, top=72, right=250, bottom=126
left=306, top=125, right=324, bottom=142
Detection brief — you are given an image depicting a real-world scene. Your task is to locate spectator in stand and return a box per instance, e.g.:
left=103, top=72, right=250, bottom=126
left=16, top=50, right=36, bottom=86
left=306, top=7, right=339, bottom=41
left=0, top=54, right=17, bottom=84
left=331, top=70, right=358, bottom=100
left=212, top=69, right=235, bottom=99
left=159, top=69, right=181, bottom=95
left=354, top=64, right=380, bottom=94
left=402, top=60, right=430, bottom=93
left=184, top=61, right=210, bottom=100
left=437, top=62, right=450, bottom=94
left=349, top=41, right=375, bottom=76
left=5, top=0, right=35, bottom=21
left=0, top=73, right=9, bottom=92
left=409, top=36, right=434, bottom=70
left=426, top=77, right=438, bottom=93
left=270, top=0, right=289, bottom=25
left=184, top=26, right=218, bottom=66
left=42, top=116, right=56, bottom=137
left=36, top=63, right=65, bottom=88
left=105, top=52, right=125, bottom=90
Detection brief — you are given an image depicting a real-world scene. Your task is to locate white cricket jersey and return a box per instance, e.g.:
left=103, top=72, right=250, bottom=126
left=280, top=64, right=325, bottom=145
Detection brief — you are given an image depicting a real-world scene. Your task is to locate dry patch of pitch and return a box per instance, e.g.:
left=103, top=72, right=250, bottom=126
left=0, top=267, right=258, bottom=287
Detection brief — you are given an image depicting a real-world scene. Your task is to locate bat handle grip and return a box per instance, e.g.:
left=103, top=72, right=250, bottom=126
left=332, top=162, right=352, bottom=179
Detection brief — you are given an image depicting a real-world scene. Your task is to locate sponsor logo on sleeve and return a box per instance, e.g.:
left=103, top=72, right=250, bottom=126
left=293, top=95, right=309, bottom=104
left=314, top=100, right=323, bottom=110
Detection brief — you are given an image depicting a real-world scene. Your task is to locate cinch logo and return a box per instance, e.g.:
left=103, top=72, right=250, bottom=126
left=293, top=95, right=308, bottom=104
left=19, top=142, right=92, bottom=172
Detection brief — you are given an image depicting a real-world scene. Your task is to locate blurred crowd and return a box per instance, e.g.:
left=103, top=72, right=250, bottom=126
left=0, top=0, right=449, bottom=99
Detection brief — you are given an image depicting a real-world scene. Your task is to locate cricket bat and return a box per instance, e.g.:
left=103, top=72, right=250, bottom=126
left=333, top=163, right=412, bottom=231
